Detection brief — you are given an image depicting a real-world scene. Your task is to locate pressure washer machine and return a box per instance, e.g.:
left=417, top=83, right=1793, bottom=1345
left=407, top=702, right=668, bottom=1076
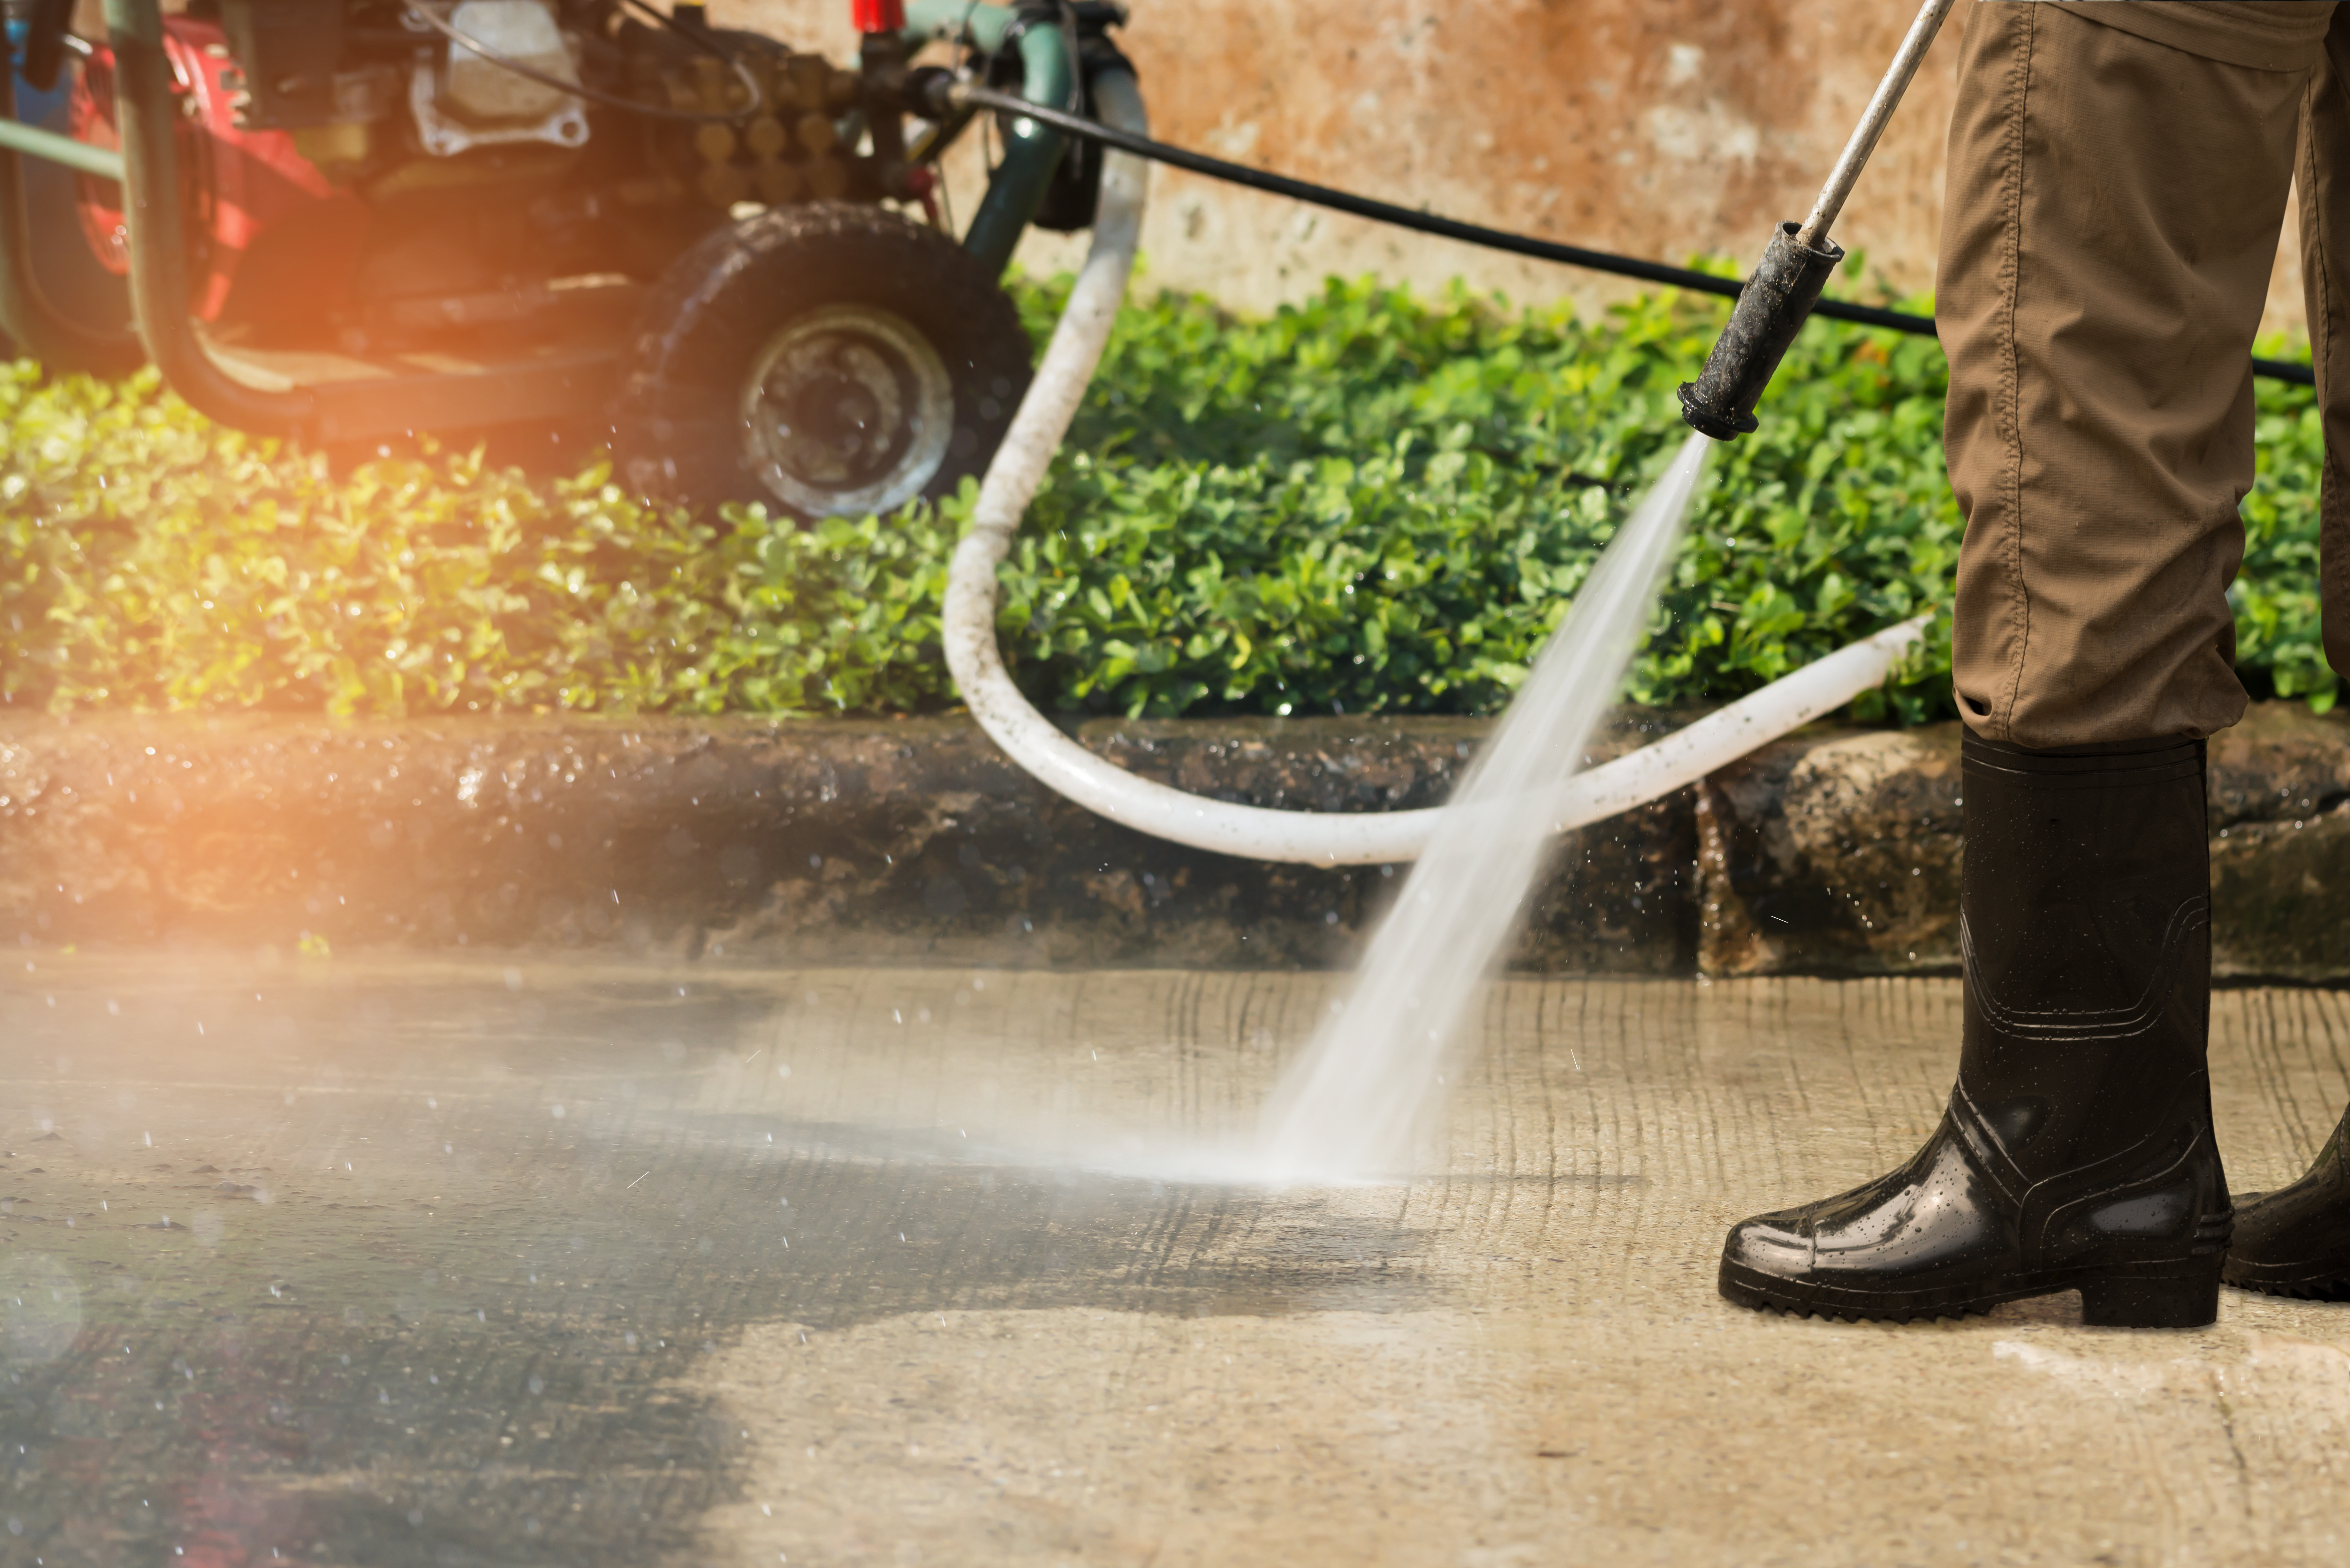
left=0, top=0, right=1126, bottom=516
left=5, top=0, right=2305, bottom=531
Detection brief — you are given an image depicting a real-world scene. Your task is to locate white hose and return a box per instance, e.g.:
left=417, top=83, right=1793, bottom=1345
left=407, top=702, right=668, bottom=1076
left=942, top=71, right=1929, bottom=866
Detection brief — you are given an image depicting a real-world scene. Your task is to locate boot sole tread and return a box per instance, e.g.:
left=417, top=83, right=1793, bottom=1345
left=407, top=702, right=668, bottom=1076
left=2221, top=1262, right=2350, bottom=1301
left=2224, top=1279, right=2350, bottom=1301
left=1721, top=1260, right=2220, bottom=1328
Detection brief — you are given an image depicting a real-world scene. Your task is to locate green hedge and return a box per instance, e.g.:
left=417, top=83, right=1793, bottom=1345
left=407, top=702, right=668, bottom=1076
left=1, top=277, right=2335, bottom=721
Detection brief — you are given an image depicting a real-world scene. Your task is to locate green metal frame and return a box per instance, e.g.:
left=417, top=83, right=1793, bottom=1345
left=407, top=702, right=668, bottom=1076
left=902, top=0, right=1070, bottom=275
left=102, top=0, right=314, bottom=432
left=0, top=44, right=140, bottom=371
left=0, top=109, right=122, bottom=181
left=1, top=0, right=1076, bottom=434
left=78, top=0, right=616, bottom=442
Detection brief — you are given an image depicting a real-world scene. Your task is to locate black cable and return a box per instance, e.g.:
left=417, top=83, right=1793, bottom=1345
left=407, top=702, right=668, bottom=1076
left=403, top=3, right=762, bottom=124
left=949, top=81, right=2318, bottom=388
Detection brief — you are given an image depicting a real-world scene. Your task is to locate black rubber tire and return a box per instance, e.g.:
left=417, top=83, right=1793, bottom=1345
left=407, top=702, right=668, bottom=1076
left=614, top=202, right=1032, bottom=517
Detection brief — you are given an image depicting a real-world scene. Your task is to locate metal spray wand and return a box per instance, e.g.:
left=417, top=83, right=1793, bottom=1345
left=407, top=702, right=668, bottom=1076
left=1678, top=0, right=1958, bottom=440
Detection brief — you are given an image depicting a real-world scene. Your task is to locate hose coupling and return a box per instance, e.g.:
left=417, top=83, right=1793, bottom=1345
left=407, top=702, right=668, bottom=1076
left=905, top=64, right=962, bottom=118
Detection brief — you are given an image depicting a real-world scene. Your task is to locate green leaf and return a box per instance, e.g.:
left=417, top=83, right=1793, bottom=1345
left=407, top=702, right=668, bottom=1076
left=1, top=281, right=2323, bottom=727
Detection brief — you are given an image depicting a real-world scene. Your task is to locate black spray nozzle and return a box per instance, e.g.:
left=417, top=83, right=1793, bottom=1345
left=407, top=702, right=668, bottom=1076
left=1677, top=221, right=1844, bottom=441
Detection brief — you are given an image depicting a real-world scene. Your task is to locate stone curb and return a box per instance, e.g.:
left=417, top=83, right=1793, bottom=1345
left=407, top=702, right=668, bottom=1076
left=0, top=711, right=1693, bottom=971
left=1696, top=703, right=2350, bottom=982
left=2, top=704, right=2343, bottom=977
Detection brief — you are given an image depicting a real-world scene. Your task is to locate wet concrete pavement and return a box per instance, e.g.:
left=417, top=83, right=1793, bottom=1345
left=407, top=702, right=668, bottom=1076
left=6, top=957, right=2350, bottom=1566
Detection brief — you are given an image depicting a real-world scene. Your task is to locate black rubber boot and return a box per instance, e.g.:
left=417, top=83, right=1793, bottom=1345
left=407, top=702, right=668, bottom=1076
left=1718, top=732, right=2232, bottom=1327
left=2224, top=1106, right=2350, bottom=1299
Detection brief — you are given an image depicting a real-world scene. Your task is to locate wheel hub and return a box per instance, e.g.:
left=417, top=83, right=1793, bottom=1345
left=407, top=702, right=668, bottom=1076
left=740, top=305, right=954, bottom=518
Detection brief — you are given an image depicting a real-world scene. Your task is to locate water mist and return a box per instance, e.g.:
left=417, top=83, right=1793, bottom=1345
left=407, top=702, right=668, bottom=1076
left=1256, top=428, right=1715, bottom=1182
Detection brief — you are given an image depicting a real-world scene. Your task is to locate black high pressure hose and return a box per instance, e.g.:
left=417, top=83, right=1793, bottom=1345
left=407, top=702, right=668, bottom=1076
left=926, top=75, right=2316, bottom=389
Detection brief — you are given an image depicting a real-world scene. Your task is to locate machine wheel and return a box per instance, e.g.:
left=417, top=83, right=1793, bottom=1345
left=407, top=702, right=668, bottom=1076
left=617, top=202, right=1032, bottom=518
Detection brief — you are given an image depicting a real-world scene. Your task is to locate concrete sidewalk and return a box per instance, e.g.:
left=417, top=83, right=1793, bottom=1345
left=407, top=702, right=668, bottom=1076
left=5, top=958, right=2350, bottom=1565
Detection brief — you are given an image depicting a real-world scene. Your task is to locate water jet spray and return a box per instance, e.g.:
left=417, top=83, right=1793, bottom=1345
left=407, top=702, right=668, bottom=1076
left=939, top=53, right=1954, bottom=868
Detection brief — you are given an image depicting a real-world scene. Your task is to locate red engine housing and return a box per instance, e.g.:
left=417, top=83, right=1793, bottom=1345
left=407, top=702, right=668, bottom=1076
left=71, top=15, right=367, bottom=328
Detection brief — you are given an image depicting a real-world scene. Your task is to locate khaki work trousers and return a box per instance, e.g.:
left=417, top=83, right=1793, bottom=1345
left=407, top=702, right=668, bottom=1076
left=1941, top=0, right=2350, bottom=745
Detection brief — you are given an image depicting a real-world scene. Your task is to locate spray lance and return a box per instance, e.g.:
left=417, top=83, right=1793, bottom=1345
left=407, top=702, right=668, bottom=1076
left=1678, top=0, right=1958, bottom=440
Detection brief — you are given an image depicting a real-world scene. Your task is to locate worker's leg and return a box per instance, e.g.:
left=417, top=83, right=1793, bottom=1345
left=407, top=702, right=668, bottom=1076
left=1721, top=2, right=2313, bottom=1328
left=2226, top=6, right=2350, bottom=1300
left=2305, top=10, right=2350, bottom=697
left=1941, top=3, right=2303, bottom=746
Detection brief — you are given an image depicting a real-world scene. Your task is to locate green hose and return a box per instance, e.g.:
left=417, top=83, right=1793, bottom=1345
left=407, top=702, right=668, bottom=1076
left=902, top=0, right=1070, bottom=274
